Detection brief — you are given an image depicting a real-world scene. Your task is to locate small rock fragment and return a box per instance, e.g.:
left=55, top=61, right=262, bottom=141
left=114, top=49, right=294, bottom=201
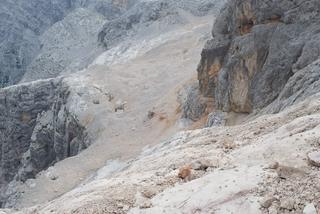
left=303, top=203, right=317, bottom=214
left=147, top=111, right=155, bottom=119
left=280, top=198, right=295, bottom=210
left=142, top=187, right=157, bottom=199
left=93, top=99, right=100, bottom=104
left=140, top=200, right=152, bottom=209
left=260, top=196, right=277, bottom=208
left=115, top=100, right=126, bottom=112
left=276, top=165, right=305, bottom=179
left=223, top=139, right=236, bottom=151
left=307, top=151, right=320, bottom=167
left=267, top=161, right=279, bottom=170
left=268, top=204, right=279, bottom=214
left=46, top=171, right=58, bottom=181
left=178, top=165, right=192, bottom=181
left=206, top=111, right=226, bottom=127
left=107, top=93, right=114, bottom=102
left=191, top=160, right=211, bottom=171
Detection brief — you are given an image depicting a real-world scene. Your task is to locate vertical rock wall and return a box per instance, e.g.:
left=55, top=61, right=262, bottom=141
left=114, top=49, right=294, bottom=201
left=198, top=0, right=320, bottom=113
left=0, top=79, right=90, bottom=206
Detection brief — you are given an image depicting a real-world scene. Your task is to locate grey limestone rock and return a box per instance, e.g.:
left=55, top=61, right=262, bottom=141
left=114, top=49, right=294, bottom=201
left=21, top=8, right=106, bottom=82
left=0, top=79, right=90, bottom=207
left=206, top=111, right=226, bottom=127
left=0, top=0, right=133, bottom=87
left=98, top=0, right=226, bottom=49
left=178, top=83, right=208, bottom=121
left=198, top=0, right=320, bottom=113
left=0, top=0, right=73, bottom=87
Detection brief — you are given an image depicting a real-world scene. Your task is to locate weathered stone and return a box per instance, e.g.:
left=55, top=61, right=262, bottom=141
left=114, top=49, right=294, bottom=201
left=267, top=162, right=279, bottom=170
left=98, top=0, right=226, bottom=49
left=178, top=165, right=192, bottom=181
left=198, top=0, right=320, bottom=113
left=280, top=198, right=295, bottom=210
left=276, top=165, right=305, bottom=179
left=268, top=204, right=279, bottom=214
left=307, top=151, right=320, bottom=167
left=46, top=171, right=59, bottom=181
left=147, top=111, right=155, bottom=120
left=142, top=187, right=157, bottom=199
left=178, top=83, right=208, bottom=121
left=93, top=99, right=100, bottom=105
left=260, top=196, right=277, bottom=208
left=115, top=100, right=126, bottom=112
left=303, top=203, right=317, bottom=214
left=206, top=111, right=226, bottom=127
left=0, top=78, right=90, bottom=206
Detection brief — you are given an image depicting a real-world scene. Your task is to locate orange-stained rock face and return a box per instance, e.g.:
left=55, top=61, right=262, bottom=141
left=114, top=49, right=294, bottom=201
left=198, top=0, right=320, bottom=113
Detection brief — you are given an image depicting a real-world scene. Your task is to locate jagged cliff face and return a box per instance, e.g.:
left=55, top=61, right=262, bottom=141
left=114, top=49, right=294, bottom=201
left=0, top=79, right=90, bottom=207
left=198, top=0, right=320, bottom=113
left=0, top=0, right=135, bottom=88
left=0, top=0, right=320, bottom=213
left=0, top=0, right=73, bottom=87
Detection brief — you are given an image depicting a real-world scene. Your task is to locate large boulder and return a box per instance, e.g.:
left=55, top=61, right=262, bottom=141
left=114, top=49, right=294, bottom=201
left=198, top=0, right=320, bottom=113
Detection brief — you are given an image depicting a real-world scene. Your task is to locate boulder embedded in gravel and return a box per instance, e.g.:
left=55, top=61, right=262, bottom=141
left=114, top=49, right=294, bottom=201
left=303, top=203, right=317, bottom=214
left=307, top=151, right=320, bottom=167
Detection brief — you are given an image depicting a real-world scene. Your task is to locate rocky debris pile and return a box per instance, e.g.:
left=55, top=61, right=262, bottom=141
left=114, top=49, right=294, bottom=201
left=98, top=0, right=225, bottom=49
left=198, top=0, right=320, bottom=113
left=0, top=78, right=90, bottom=207
left=258, top=161, right=320, bottom=213
left=20, top=8, right=106, bottom=82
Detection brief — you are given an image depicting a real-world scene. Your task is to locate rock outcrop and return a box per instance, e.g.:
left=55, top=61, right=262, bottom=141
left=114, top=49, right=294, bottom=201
left=0, top=79, right=90, bottom=207
left=198, top=0, right=320, bottom=113
left=178, top=83, right=209, bottom=122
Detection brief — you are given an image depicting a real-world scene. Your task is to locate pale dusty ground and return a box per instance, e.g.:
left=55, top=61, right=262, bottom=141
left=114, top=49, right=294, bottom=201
left=6, top=15, right=215, bottom=209
left=9, top=92, right=320, bottom=214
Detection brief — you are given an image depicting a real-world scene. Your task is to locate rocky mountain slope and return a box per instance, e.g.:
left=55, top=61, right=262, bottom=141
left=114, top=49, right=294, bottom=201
left=0, top=0, right=319, bottom=213
left=0, top=0, right=134, bottom=87
left=11, top=91, right=320, bottom=214
left=0, top=0, right=226, bottom=210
